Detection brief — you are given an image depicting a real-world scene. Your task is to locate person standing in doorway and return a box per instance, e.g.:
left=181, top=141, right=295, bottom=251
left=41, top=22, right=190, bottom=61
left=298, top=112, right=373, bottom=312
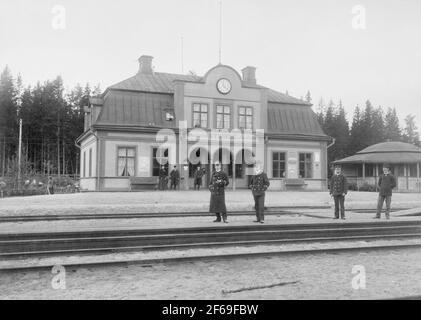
left=209, top=161, right=229, bottom=223
left=249, top=162, right=270, bottom=224
left=194, top=166, right=205, bottom=190
left=170, top=165, right=180, bottom=190
left=375, top=164, right=396, bottom=220
left=329, top=165, right=348, bottom=220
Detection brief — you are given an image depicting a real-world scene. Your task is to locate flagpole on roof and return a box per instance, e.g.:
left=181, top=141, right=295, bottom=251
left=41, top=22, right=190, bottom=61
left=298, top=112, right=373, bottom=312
left=181, top=36, right=184, bottom=73
left=218, top=0, right=222, bottom=64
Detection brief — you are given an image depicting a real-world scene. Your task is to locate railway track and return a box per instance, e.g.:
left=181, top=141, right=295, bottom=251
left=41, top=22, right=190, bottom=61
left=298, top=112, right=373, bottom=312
left=1, top=220, right=420, bottom=259
left=0, top=207, right=407, bottom=222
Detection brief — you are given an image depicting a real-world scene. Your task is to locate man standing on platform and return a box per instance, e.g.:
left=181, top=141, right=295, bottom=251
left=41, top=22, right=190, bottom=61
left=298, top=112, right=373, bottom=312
left=249, top=162, right=270, bottom=224
left=329, top=164, right=348, bottom=220
left=158, top=165, right=168, bottom=190
left=170, top=165, right=180, bottom=190
left=375, top=164, right=396, bottom=220
left=209, top=161, right=229, bottom=223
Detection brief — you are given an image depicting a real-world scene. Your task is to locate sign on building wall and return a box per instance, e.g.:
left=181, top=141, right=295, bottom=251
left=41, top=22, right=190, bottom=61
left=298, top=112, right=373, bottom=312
left=288, top=151, right=298, bottom=178
left=138, top=156, right=150, bottom=176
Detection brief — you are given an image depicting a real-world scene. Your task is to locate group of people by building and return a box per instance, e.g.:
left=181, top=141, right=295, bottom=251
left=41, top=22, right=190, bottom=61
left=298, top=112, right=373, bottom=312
left=157, top=161, right=397, bottom=223
left=157, top=165, right=207, bottom=191
left=329, top=163, right=397, bottom=220
left=157, top=166, right=181, bottom=190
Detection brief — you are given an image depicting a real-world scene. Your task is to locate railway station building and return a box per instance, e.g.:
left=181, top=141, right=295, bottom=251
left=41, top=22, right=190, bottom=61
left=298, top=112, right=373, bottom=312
left=333, top=141, right=421, bottom=192
left=77, top=55, right=330, bottom=191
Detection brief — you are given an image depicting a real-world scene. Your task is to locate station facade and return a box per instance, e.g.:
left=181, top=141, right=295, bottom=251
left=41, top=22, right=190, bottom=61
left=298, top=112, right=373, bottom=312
left=77, top=55, right=330, bottom=191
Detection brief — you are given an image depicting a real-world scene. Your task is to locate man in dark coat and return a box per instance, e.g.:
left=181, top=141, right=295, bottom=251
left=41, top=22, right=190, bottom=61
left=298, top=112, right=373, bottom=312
left=158, top=166, right=168, bottom=190
left=170, top=165, right=180, bottom=190
left=209, top=161, right=229, bottom=223
left=194, top=166, right=205, bottom=190
left=250, top=163, right=270, bottom=223
left=375, top=164, right=396, bottom=220
left=329, top=165, right=348, bottom=220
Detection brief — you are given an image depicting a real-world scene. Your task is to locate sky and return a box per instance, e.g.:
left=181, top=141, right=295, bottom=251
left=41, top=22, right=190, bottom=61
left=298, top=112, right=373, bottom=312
left=1, top=0, right=420, bottom=128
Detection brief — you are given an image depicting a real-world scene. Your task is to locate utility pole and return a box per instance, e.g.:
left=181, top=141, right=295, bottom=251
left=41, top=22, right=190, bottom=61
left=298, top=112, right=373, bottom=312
left=18, top=119, right=22, bottom=190
left=2, top=135, right=5, bottom=177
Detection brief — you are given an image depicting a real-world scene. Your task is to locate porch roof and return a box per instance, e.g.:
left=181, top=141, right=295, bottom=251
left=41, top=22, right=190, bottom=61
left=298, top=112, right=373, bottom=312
left=333, top=152, right=421, bottom=164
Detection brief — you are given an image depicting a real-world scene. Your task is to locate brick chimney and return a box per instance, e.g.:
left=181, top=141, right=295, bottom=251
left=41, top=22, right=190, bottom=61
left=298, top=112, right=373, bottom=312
left=138, top=55, right=154, bottom=74
left=241, top=66, right=256, bottom=85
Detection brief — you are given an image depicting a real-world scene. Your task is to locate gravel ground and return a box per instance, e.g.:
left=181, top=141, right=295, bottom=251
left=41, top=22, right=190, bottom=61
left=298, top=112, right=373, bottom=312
left=1, top=247, right=420, bottom=300
left=0, top=191, right=420, bottom=216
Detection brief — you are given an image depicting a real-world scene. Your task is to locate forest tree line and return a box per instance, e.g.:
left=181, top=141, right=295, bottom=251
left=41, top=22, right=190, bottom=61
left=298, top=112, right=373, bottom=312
left=306, top=92, right=420, bottom=165
left=0, top=66, right=100, bottom=179
left=1, top=66, right=420, bottom=181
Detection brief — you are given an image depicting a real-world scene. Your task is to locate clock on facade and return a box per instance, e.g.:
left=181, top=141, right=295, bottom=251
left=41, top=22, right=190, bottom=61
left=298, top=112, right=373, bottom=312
left=216, top=78, right=232, bottom=94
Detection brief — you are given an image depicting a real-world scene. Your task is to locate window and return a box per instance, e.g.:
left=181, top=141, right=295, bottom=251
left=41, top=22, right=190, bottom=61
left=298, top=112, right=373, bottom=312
left=192, top=103, right=208, bottom=128
left=396, top=164, right=405, bottom=177
left=272, top=152, right=286, bottom=178
left=365, top=164, right=374, bottom=177
left=216, top=105, right=231, bottom=129
left=238, top=107, right=253, bottom=129
left=83, top=151, right=86, bottom=178
left=408, top=164, right=418, bottom=177
left=299, top=153, right=313, bottom=178
left=89, top=149, right=92, bottom=177
left=117, top=147, right=135, bottom=177
left=152, top=147, right=168, bottom=177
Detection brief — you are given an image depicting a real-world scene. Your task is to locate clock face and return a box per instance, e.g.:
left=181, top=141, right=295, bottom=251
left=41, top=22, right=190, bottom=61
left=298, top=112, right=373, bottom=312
left=216, top=78, right=232, bottom=94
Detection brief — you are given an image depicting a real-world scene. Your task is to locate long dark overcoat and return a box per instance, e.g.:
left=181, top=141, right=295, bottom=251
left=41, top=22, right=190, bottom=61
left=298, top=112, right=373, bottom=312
left=209, top=170, right=229, bottom=213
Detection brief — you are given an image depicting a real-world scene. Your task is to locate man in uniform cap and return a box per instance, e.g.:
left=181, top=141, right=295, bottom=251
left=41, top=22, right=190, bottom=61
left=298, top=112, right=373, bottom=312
left=375, top=163, right=396, bottom=220
left=249, top=162, right=270, bottom=223
left=329, top=164, right=348, bottom=220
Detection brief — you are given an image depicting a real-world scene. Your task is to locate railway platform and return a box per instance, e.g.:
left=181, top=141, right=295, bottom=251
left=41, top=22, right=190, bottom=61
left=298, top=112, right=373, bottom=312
left=1, top=191, right=420, bottom=271
left=1, top=190, right=421, bottom=217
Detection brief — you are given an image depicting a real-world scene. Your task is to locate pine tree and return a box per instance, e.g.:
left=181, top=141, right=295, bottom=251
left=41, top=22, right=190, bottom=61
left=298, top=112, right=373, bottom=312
left=334, top=102, right=350, bottom=160
left=349, top=105, right=364, bottom=154
left=371, top=107, right=385, bottom=144
left=316, top=97, right=325, bottom=126
left=0, top=66, right=18, bottom=175
left=384, top=107, right=401, bottom=141
left=403, top=114, right=420, bottom=145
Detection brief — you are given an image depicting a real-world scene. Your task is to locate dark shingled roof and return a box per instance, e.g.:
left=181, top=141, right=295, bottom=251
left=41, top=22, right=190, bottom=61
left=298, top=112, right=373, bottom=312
left=334, top=142, right=421, bottom=164
left=96, top=90, right=175, bottom=128
left=267, top=103, right=326, bottom=136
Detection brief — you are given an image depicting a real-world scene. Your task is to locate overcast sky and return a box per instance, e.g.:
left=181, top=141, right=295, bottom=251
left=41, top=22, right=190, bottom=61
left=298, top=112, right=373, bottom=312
left=1, top=0, right=420, bottom=128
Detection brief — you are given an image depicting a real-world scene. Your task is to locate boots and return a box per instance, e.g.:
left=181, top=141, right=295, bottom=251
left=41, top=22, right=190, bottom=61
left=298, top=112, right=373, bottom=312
left=213, top=213, right=221, bottom=222
left=222, top=213, right=228, bottom=223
